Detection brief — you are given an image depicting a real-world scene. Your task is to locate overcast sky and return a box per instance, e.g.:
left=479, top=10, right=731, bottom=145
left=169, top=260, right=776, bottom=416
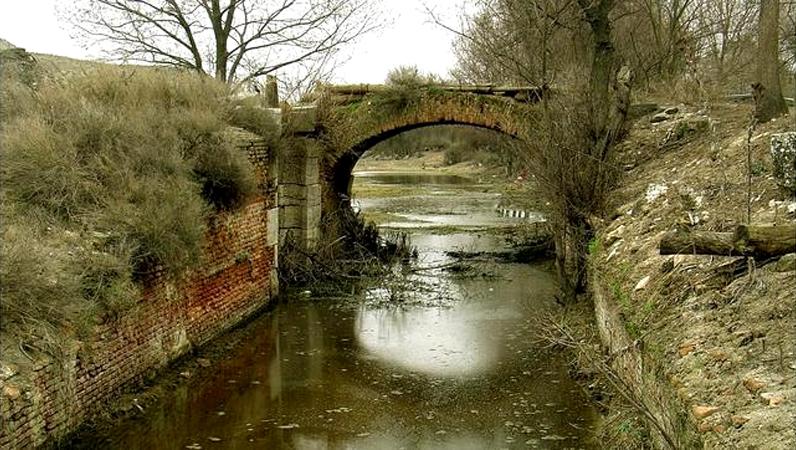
left=0, top=0, right=465, bottom=84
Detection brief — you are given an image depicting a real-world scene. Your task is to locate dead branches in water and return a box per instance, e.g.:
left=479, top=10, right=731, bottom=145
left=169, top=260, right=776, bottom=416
left=536, top=317, right=680, bottom=449
left=278, top=207, right=416, bottom=290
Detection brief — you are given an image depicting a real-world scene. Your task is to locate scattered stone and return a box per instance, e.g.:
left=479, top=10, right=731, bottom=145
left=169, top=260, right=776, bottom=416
left=634, top=275, right=651, bottom=291
left=664, top=107, right=679, bottom=115
left=651, top=113, right=670, bottom=123
left=604, top=225, right=626, bottom=246
left=540, top=434, right=567, bottom=441
left=678, top=342, right=696, bottom=357
left=760, top=392, right=785, bottom=406
left=692, top=405, right=720, bottom=419
left=0, top=363, right=18, bottom=380
left=773, top=253, right=796, bottom=272
left=197, top=358, right=211, bottom=368
left=731, top=415, right=750, bottom=427
left=698, top=421, right=712, bottom=433
left=770, top=132, right=796, bottom=195
left=645, top=183, right=668, bottom=203
left=707, top=349, right=728, bottom=362
left=743, top=377, right=766, bottom=393
left=180, top=371, right=192, bottom=378
left=3, top=384, right=21, bottom=400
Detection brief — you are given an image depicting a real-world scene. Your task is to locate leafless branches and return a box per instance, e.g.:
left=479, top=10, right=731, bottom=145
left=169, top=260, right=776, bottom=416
left=537, top=317, right=680, bottom=449
left=63, top=0, right=381, bottom=87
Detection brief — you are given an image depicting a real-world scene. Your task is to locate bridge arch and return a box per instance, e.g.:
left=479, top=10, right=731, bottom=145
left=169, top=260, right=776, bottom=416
left=315, top=87, right=540, bottom=211
left=277, top=85, right=542, bottom=249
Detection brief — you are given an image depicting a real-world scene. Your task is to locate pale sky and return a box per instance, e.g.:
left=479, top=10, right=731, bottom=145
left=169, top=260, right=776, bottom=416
left=0, top=0, right=464, bottom=84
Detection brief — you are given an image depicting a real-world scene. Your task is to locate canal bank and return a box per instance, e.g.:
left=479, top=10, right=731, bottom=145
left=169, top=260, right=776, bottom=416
left=64, top=166, right=600, bottom=449
left=585, top=103, right=795, bottom=449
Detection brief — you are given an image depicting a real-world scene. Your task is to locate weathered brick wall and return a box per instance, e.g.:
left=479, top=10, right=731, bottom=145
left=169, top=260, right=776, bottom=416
left=0, top=129, right=279, bottom=449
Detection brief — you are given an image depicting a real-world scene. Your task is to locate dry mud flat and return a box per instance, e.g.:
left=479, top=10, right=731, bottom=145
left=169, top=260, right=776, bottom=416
left=596, top=103, right=795, bottom=449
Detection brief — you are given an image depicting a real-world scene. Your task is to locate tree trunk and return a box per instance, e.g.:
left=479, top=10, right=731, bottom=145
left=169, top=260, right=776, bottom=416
left=209, top=0, right=229, bottom=83
left=659, top=224, right=796, bottom=258
left=580, top=0, right=617, bottom=136
left=755, top=0, right=787, bottom=122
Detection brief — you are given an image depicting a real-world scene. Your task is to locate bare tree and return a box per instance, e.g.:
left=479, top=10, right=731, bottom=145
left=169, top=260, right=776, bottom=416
left=695, top=0, right=757, bottom=89
left=439, top=0, right=632, bottom=301
left=63, top=0, right=380, bottom=86
left=612, top=0, right=700, bottom=85
left=755, top=0, right=788, bottom=121
left=434, top=0, right=583, bottom=87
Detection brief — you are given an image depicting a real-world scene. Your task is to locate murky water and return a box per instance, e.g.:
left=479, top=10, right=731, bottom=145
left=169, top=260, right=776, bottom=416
left=352, top=172, right=543, bottom=230
left=72, top=171, right=598, bottom=449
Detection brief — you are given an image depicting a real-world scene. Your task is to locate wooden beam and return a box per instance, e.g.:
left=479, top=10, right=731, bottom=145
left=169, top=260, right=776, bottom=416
left=659, top=224, right=796, bottom=258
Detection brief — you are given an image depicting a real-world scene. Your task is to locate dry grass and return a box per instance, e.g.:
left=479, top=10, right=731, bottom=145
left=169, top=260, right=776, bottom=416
left=0, top=57, right=275, bottom=358
left=593, top=102, right=796, bottom=449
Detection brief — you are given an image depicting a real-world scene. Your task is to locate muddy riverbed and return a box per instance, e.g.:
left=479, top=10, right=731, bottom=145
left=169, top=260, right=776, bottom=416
left=70, top=170, right=598, bottom=449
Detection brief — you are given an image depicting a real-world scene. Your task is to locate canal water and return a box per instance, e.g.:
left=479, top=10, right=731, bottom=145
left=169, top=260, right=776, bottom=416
left=72, top=171, right=598, bottom=449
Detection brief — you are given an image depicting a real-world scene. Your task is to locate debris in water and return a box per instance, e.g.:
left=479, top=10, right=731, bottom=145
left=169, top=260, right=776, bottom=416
left=277, top=423, right=300, bottom=429
left=207, top=437, right=222, bottom=442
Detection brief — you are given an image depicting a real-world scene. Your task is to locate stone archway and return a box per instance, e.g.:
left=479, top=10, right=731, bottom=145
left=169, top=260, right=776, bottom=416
left=278, top=85, right=543, bottom=249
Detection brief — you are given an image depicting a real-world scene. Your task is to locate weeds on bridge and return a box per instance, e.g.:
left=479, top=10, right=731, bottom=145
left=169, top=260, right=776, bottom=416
left=0, top=62, right=272, bottom=358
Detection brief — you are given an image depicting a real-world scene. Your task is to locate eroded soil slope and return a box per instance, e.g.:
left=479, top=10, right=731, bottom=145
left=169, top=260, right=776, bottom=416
left=595, top=103, right=795, bottom=449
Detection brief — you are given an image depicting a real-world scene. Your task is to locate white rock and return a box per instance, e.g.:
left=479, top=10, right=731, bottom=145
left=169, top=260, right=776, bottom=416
left=645, top=183, right=668, bottom=203
left=634, top=276, right=651, bottom=291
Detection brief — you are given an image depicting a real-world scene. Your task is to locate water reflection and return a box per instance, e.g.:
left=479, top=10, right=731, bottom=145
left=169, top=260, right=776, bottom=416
left=70, top=170, right=597, bottom=450
left=356, top=306, right=502, bottom=376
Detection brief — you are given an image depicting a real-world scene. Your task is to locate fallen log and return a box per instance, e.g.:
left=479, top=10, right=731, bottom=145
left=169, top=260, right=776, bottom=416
left=659, top=224, right=796, bottom=258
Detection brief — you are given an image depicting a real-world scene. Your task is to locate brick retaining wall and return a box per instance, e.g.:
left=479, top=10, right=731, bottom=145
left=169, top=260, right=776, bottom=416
left=0, top=129, right=279, bottom=449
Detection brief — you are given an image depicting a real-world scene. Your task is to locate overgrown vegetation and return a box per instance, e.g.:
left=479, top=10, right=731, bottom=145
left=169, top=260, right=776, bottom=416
left=0, top=52, right=276, bottom=358
left=278, top=206, right=415, bottom=292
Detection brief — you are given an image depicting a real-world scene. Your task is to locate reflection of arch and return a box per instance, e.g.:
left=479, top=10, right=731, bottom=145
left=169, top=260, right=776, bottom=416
left=319, top=91, right=538, bottom=208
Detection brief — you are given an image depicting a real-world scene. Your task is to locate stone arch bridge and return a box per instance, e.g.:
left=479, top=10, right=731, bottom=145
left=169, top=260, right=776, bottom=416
left=274, top=84, right=545, bottom=249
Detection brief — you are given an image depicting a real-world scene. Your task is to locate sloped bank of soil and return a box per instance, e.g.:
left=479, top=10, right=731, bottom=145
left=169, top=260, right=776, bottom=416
left=592, top=102, right=795, bottom=449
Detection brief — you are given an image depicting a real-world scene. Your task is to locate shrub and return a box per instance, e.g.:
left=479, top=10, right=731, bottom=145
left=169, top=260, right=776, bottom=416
left=0, top=65, right=267, bottom=354
left=227, top=96, right=282, bottom=142
left=373, top=65, right=442, bottom=115
left=193, top=142, right=256, bottom=210
left=0, top=207, right=93, bottom=356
